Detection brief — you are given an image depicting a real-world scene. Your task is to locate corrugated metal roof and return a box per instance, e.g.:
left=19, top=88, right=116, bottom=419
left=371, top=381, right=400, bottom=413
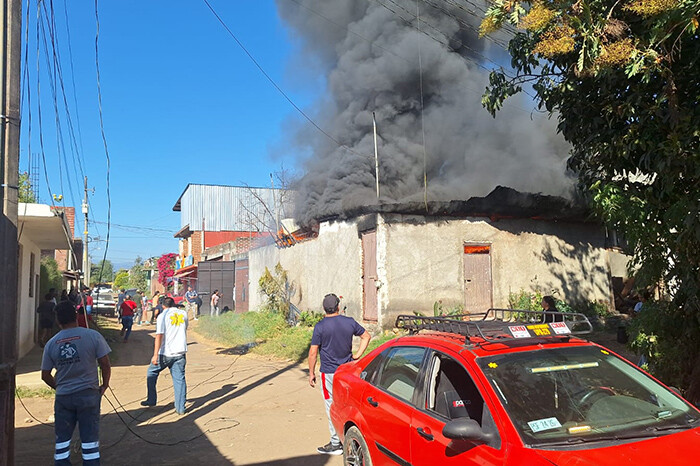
left=176, top=184, right=293, bottom=233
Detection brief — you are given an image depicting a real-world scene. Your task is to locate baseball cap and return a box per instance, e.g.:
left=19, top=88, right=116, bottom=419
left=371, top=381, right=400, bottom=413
left=323, top=294, right=340, bottom=312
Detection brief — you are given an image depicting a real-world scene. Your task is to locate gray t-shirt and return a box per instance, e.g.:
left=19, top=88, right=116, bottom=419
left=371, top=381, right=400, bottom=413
left=41, top=326, right=111, bottom=395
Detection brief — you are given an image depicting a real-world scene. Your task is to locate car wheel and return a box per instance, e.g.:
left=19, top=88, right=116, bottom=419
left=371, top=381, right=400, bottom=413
left=344, top=426, right=372, bottom=466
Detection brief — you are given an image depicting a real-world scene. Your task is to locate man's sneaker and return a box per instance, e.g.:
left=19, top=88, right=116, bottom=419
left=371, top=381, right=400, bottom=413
left=140, top=401, right=155, bottom=407
left=317, top=442, right=343, bottom=456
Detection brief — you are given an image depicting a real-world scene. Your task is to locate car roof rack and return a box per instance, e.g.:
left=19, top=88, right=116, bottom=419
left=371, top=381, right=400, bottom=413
left=395, top=308, right=593, bottom=345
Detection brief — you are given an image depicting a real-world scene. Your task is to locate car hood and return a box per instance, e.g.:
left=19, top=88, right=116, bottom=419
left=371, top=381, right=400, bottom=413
left=533, top=427, right=700, bottom=466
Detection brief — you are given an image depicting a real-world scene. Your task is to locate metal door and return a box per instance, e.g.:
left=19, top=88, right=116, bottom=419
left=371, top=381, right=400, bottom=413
left=362, top=230, right=378, bottom=321
left=463, top=245, right=492, bottom=314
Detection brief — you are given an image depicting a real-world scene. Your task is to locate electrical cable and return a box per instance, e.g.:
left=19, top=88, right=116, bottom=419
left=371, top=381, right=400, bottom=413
left=15, top=389, right=54, bottom=427
left=94, top=0, right=112, bottom=285
left=201, top=0, right=372, bottom=162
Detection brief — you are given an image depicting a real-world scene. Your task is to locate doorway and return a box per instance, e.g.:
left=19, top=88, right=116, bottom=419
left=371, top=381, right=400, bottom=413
left=463, top=244, right=493, bottom=313
left=361, top=230, right=378, bottom=321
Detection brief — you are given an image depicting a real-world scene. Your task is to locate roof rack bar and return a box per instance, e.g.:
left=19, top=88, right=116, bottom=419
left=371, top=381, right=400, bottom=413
left=395, top=308, right=593, bottom=343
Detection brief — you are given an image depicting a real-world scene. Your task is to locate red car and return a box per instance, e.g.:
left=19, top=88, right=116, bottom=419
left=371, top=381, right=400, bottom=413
left=330, top=310, right=700, bottom=465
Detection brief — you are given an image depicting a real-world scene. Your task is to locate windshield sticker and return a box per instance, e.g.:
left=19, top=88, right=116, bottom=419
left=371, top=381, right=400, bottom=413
left=549, top=322, right=571, bottom=334
left=488, top=362, right=498, bottom=369
left=528, top=417, right=562, bottom=433
left=530, top=362, right=599, bottom=374
left=508, top=326, right=530, bottom=338
left=600, top=350, right=610, bottom=355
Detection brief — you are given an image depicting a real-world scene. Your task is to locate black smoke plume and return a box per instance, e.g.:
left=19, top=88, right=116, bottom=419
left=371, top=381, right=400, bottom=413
left=275, top=0, right=573, bottom=225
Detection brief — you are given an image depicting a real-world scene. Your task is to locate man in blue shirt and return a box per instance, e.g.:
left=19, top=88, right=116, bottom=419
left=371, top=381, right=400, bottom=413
left=41, top=301, right=111, bottom=465
left=308, top=293, right=371, bottom=455
left=184, top=285, right=200, bottom=321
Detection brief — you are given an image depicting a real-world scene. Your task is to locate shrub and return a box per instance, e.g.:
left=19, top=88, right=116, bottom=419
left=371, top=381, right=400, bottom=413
left=298, top=310, right=324, bottom=327
left=627, top=301, right=700, bottom=397
left=258, top=263, right=290, bottom=317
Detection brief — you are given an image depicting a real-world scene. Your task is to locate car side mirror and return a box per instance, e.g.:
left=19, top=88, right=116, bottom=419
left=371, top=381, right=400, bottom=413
left=442, top=418, right=494, bottom=444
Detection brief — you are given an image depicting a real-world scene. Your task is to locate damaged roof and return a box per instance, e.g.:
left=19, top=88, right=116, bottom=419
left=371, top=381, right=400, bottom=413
left=324, top=186, right=591, bottom=223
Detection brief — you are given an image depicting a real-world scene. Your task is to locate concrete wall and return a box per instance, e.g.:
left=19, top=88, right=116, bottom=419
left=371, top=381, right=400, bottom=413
left=378, top=215, right=615, bottom=327
left=17, top=237, right=41, bottom=358
left=248, top=218, right=365, bottom=320
left=248, top=213, right=621, bottom=330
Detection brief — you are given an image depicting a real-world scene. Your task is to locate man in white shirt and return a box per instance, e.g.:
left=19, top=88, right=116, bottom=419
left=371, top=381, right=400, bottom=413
left=141, top=297, right=188, bottom=414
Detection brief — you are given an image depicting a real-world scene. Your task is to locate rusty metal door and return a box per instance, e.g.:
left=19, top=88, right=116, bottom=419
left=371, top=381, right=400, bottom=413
left=463, top=245, right=492, bottom=314
left=362, top=230, right=378, bottom=321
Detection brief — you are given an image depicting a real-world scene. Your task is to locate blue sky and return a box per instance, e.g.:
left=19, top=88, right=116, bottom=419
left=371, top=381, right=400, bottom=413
left=20, top=0, right=315, bottom=269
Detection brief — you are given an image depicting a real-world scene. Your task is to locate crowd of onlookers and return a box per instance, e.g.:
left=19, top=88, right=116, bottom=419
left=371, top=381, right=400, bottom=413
left=37, top=284, right=227, bottom=347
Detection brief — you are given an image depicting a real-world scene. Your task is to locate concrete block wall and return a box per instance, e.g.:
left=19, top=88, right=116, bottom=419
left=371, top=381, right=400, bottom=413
left=248, top=219, right=364, bottom=320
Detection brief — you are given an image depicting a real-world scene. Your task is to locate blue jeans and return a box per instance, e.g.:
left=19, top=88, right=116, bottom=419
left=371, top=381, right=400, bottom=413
left=121, top=316, right=133, bottom=340
left=54, top=388, right=101, bottom=465
left=146, top=354, right=187, bottom=414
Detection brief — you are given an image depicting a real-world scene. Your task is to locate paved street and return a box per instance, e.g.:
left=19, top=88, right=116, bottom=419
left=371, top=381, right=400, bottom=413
left=14, top=319, right=343, bottom=465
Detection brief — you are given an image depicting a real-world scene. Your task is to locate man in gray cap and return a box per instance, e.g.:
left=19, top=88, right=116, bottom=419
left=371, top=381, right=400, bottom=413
left=308, top=293, right=371, bottom=455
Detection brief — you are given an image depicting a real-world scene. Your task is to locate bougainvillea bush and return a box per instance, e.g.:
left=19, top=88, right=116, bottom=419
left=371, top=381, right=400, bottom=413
left=157, top=253, right=178, bottom=290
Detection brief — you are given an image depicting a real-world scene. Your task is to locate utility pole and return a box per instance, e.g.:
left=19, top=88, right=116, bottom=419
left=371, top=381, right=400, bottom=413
left=0, top=0, right=23, bottom=463
left=373, top=112, right=380, bottom=199
left=82, top=176, right=90, bottom=287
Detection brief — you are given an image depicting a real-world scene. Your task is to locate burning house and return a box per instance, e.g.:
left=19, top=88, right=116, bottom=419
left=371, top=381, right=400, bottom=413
left=248, top=187, right=628, bottom=329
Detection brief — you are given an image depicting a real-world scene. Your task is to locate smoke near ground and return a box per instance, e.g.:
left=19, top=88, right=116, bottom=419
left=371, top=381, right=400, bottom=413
left=275, top=0, right=573, bottom=224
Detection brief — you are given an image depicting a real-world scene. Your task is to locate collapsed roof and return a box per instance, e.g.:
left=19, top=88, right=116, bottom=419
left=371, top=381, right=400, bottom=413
left=321, top=186, right=591, bottom=223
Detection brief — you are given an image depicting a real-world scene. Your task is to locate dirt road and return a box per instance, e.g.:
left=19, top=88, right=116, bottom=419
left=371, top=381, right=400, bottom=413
left=14, top=319, right=344, bottom=465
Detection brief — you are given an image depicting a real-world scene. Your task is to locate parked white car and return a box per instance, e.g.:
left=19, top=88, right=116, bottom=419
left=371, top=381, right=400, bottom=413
left=92, top=285, right=116, bottom=316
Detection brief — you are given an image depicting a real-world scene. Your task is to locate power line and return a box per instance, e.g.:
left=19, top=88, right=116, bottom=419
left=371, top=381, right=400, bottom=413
left=201, top=0, right=371, bottom=162
left=94, top=0, right=112, bottom=284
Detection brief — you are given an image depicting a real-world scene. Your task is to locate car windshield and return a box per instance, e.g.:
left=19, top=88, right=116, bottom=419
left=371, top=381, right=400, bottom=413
left=478, top=346, right=700, bottom=447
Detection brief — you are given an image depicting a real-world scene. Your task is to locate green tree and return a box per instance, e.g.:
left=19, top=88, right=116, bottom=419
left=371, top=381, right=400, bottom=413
left=128, top=256, right=148, bottom=294
left=90, top=259, right=114, bottom=285
left=113, top=269, right=129, bottom=289
left=481, top=1, right=700, bottom=401
left=18, top=171, right=36, bottom=203
left=40, top=256, right=63, bottom=298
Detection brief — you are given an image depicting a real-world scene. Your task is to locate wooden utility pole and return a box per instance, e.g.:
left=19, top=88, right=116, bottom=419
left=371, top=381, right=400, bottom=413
left=82, top=176, right=89, bottom=287
left=0, top=0, right=23, bottom=464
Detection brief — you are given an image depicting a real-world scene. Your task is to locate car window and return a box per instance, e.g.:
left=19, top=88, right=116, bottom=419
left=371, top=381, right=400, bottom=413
left=361, top=351, right=385, bottom=385
left=427, top=353, right=485, bottom=425
left=376, top=347, right=426, bottom=402
left=478, top=346, right=700, bottom=446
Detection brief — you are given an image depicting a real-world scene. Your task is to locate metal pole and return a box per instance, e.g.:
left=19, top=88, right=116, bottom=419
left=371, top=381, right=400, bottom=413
left=0, top=0, right=23, bottom=463
left=82, top=176, right=89, bottom=287
left=373, top=112, right=379, bottom=199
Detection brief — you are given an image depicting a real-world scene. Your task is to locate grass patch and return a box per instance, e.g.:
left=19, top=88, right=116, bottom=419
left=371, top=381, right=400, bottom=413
left=91, top=315, right=122, bottom=364
left=194, top=312, right=401, bottom=362
left=367, top=331, right=404, bottom=353
left=195, top=311, right=313, bottom=361
left=16, top=386, right=54, bottom=399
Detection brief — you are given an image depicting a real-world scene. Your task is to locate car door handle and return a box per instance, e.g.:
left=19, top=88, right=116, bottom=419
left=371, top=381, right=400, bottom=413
left=366, top=396, right=378, bottom=407
left=416, top=427, right=434, bottom=441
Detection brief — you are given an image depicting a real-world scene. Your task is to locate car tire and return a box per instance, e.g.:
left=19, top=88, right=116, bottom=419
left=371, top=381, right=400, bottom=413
left=344, top=426, right=372, bottom=466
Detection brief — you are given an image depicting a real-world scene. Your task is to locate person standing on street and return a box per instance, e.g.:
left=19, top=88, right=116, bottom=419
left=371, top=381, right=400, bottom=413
left=115, top=289, right=125, bottom=317
left=141, top=297, right=188, bottom=414
left=308, top=293, right=371, bottom=455
left=37, top=293, right=57, bottom=347
left=140, top=294, right=149, bottom=324
left=119, top=295, right=137, bottom=343
left=184, top=285, right=199, bottom=321
left=150, top=291, right=161, bottom=324
left=41, top=301, right=111, bottom=465
left=210, top=290, right=220, bottom=317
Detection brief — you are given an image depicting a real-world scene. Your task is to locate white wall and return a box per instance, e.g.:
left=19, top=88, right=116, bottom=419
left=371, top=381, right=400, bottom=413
left=379, top=215, right=616, bottom=326
left=248, top=219, right=364, bottom=320
left=17, top=237, right=41, bottom=358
